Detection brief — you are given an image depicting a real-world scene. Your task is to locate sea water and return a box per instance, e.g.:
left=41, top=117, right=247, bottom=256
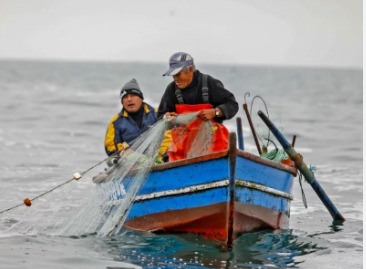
left=0, top=60, right=362, bottom=268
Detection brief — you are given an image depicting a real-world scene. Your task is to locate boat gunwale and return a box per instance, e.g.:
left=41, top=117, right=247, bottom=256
left=152, top=148, right=297, bottom=176
left=236, top=150, right=297, bottom=176
left=151, top=150, right=228, bottom=171
left=94, top=147, right=297, bottom=184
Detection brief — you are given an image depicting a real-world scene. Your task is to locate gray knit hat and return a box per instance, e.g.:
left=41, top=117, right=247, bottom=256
left=120, top=78, right=144, bottom=99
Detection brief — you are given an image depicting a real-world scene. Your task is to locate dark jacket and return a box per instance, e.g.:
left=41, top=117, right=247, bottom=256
left=157, top=70, right=239, bottom=123
left=104, top=103, right=157, bottom=156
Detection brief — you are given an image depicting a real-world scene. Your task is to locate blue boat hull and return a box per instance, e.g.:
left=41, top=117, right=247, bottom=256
left=116, top=139, right=296, bottom=246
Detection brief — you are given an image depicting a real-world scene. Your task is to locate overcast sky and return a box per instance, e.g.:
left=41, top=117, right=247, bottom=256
left=0, top=0, right=362, bottom=68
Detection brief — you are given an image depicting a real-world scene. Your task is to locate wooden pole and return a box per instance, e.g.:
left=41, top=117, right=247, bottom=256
left=243, top=103, right=262, bottom=155
left=258, top=110, right=345, bottom=222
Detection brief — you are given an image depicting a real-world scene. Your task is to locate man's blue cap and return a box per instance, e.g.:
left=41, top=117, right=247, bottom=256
left=163, top=52, right=194, bottom=76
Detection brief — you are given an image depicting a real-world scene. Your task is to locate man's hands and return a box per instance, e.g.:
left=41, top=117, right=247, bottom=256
left=164, top=108, right=220, bottom=122
left=197, top=108, right=216, bottom=121
left=163, top=112, right=178, bottom=119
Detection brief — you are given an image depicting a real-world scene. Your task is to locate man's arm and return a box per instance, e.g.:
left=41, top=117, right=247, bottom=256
left=209, top=78, right=239, bottom=120
left=105, top=116, right=119, bottom=156
left=104, top=115, right=127, bottom=156
left=157, top=85, right=177, bottom=119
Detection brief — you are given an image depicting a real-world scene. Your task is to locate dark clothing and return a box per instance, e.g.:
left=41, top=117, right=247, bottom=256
left=157, top=70, right=239, bottom=123
left=129, top=106, right=145, bottom=128
left=104, top=103, right=157, bottom=156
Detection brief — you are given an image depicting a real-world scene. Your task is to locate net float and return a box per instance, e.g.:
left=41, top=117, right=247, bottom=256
left=23, top=198, right=32, bottom=207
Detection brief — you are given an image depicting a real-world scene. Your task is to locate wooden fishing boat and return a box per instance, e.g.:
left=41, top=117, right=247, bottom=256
left=96, top=132, right=297, bottom=248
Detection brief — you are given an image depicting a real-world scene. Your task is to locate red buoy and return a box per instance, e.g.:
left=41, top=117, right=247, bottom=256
left=24, top=198, right=32, bottom=207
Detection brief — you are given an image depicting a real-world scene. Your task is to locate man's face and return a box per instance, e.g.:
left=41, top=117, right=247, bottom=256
left=172, top=66, right=194, bottom=89
left=122, top=94, right=143, bottom=113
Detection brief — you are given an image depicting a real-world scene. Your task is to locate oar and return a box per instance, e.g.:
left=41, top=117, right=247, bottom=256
left=257, top=110, right=345, bottom=222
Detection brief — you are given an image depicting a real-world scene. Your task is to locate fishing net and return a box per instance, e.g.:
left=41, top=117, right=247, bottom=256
left=0, top=112, right=226, bottom=237
left=168, top=113, right=216, bottom=159
left=59, top=119, right=167, bottom=236
left=61, top=112, right=219, bottom=237
left=187, top=120, right=214, bottom=158
left=0, top=111, right=226, bottom=238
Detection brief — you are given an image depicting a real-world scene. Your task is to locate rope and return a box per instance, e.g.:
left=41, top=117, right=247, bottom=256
left=260, top=148, right=289, bottom=162
left=0, top=152, right=119, bottom=215
left=298, top=173, right=308, bottom=208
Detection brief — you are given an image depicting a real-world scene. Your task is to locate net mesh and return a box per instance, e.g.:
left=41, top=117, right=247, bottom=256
left=62, top=112, right=217, bottom=237
left=0, top=113, right=219, bottom=237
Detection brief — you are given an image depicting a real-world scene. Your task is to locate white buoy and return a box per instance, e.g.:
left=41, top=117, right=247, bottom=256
left=73, top=172, right=82, bottom=180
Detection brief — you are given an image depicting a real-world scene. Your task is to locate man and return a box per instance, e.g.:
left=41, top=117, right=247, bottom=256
left=157, top=52, right=239, bottom=161
left=104, top=78, right=157, bottom=157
